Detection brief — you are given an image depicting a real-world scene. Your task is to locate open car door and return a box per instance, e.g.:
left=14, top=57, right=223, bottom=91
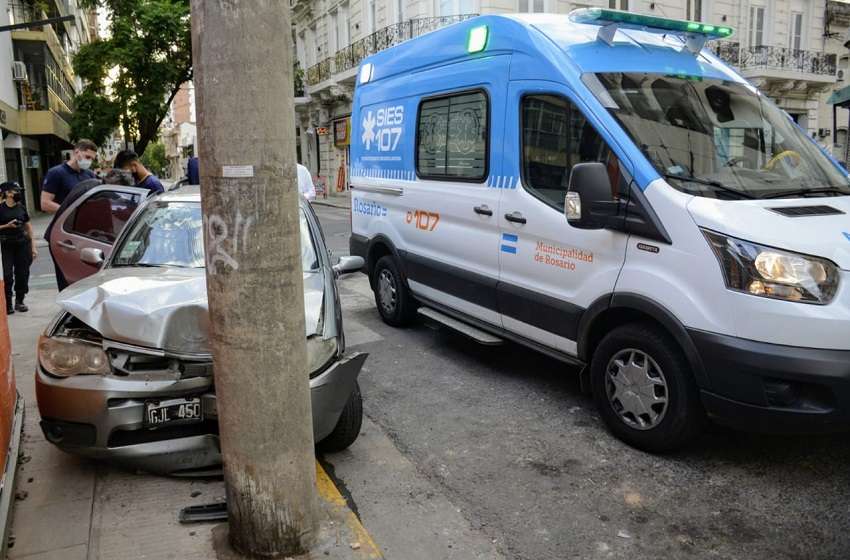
left=49, top=185, right=149, bottom=285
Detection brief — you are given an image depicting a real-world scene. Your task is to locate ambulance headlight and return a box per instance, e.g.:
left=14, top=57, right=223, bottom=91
left=703, top=230, right=839, bottom=304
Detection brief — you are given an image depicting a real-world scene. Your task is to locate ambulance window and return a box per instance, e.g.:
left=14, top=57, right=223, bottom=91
left=416, top=91, right=488, bottom=181
left=521, top=94, right=622, bottom=210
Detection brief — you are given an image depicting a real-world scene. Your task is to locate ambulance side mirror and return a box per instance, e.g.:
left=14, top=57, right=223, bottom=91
left=565, top=162, right=617, bottom=230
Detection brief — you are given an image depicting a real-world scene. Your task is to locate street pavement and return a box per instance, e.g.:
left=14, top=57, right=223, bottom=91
left=315, top=204, right=850, bottom=560
left=5, top=205, right=849, bottom=560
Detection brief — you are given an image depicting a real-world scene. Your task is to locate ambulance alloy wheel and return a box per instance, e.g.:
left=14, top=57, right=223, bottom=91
left=590, top=322, right=705, bottom=452
left=372, top=255, right=416, bottom=327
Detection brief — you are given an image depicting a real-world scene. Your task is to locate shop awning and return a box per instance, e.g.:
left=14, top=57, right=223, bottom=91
left=827, top=85, right=850, bottom=107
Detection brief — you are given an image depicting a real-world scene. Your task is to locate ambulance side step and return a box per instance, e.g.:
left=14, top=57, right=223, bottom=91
left=418, top=307, right=503, bottom=346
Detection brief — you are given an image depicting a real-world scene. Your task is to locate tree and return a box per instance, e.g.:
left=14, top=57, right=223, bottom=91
left=140, top=141, right=167, bottom=176
left=71, top=0, right=192, bottom=156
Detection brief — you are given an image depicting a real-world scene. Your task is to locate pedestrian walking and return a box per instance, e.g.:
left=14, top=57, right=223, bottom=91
left=0, top=182, right=35, bottom=314
left=114, top=150, right=164, bottom=194
left=297, top=163, right=317, bottom=201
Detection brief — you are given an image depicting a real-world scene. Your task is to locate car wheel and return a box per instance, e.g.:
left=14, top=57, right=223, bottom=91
left=372, top=255, right=416, bottom=326
left=590, top=322, right=704, bottom=452
left=317, top=381, right=363, bottom=453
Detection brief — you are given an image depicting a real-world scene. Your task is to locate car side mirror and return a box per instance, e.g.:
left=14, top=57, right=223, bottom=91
left=80, top=247, right=105, bottom=268
left=332, top=255, right=365, bottom=276
left=565, top=162, right=618, bottom=230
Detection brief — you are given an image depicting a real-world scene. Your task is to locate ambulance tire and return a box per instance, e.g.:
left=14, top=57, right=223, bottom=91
left=590, top=322, right=705, bottom=453
left=317, top=382, right=363, bottom=453
left=372, top=255, right=417, bottom=327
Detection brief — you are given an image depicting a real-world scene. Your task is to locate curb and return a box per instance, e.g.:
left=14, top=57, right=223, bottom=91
left=312, top=199, right=351, bottom=210
left=316, top=462, right=382, bottom=558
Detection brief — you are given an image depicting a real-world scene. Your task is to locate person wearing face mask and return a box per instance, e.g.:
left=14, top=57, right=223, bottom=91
left=0, top=182, right=35, bottom=314
left=40, top=139, right=98, bottom=214
left=113, top=150, right=164, bottom=194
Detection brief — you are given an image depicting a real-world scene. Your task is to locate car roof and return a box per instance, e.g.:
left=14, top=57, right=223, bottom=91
left=154, top=184, right=310, bottom=210
left=359, top=13, right=743, bottom=87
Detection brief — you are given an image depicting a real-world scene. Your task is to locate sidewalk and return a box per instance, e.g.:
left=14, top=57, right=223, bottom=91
left=313, top=190, right=351, bottom=210
left=6, top=267, right=505, bottom=559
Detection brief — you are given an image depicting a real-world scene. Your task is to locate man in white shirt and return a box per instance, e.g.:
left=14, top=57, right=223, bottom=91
left=297, top=163, right=317, bottom=201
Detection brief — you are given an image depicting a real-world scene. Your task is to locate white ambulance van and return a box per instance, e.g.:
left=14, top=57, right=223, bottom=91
left=348, top=10, right=850, bottom=451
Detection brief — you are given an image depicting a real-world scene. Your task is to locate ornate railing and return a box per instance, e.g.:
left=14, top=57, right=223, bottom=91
left=740, top=46, right=837, bottom=76
left=711, top=41, right=740, bottom=66
left=307, top=14, right=478, bottom=86
left=712, top=42, right=836, bottom=77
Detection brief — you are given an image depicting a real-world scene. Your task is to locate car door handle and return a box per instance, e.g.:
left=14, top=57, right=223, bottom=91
left=504, top=212, right=527, bottom=225
left=473, top=205, right=493, bottom=216
left=57, top=239, right=76, bottom=250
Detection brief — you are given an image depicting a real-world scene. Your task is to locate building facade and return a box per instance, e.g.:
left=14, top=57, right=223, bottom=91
left=161, top=81, right=197, bottom=180
left=820, top=0, right=850, bottom=167
left=293, top=0, right=840, bottom=196
left=0, top=0, right=96, bottom=211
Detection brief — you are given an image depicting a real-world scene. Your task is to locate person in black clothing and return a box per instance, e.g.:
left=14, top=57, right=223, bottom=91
left=0, top=182, right=36, bottom=314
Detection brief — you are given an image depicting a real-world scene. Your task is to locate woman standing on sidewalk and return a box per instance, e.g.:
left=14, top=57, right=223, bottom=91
left=0, top=182, right=36, bottom=314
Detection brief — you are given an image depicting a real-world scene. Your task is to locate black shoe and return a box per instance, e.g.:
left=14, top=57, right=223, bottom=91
left=5, top=305, right=12, bottom=315
left=14, top=302, right=27, bottom=313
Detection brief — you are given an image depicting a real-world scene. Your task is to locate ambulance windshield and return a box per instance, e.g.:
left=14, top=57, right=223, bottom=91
left=595, top=72, right=850, bottom=200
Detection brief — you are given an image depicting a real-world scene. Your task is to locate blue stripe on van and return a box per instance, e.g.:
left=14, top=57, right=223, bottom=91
left=501, top=233, right=518, bottom=242
left=500, top=244, right=517, bottom=254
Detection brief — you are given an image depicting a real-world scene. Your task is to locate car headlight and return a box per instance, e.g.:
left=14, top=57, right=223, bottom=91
left=306, top=336, right=338, bottom=376
left=703, top=230, right=840, bottom=305
left=38, top=336, right=111, bottom=377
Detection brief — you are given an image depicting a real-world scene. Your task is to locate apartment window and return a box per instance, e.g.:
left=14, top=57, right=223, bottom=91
left=438, top=0, right=476, bottom=15
left=608, top=0, right=628, bottom=9
left=306, top=25, right=317, bottom=66
left=789, top=12, right=803, bottom=51
left=521, top=95, right=622, bottom=210
left=329, top=11, right=339, bottom=53
left=366, top=0, right=376, bottom=33
left=417, top=91, right=488, bottom=180
left=686, top=0, right=702, bottom=21
left=297, top=31, right=307, bottom=68
left=339, top=2, right=350, bottom=47
left=518, top=0, right=545, bottom=12
left=749, top=6, right=765, bottom=47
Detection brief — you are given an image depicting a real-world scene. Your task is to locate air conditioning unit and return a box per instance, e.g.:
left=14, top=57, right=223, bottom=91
left=839, top=70, right=845, bottom=82
left=25, top=155, right=40, bottom=169
left=12, top=61, right=27, bottom=82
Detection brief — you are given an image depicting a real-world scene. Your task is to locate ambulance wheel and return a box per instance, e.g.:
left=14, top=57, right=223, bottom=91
left=317, top=382, right=363, bottom=453
left=590, top=323, right=704, bottom=452
left=372, top=255, right=416, bottom=327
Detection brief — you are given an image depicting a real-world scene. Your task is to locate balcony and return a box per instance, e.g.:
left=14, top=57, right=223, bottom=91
left=305, top=14, right=478, bottom=91
left=711, top=42, right=836, bottom=96
left=8, top=2, right=76, bottom=84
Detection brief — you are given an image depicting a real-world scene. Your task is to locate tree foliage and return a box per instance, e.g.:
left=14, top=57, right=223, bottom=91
left=140, top=141, right=167, bottom=176
left=71, top=0, right=192, bottom=156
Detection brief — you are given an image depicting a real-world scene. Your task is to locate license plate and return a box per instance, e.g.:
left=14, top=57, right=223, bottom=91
left=145, top=397, right=203, bottom=428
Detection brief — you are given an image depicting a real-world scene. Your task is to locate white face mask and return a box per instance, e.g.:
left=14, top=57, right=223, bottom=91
left=78, top=158, right=93, bottom=171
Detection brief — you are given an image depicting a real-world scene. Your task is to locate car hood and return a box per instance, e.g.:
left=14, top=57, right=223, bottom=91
left=57, top=266, right=325, bottom=355
left=687, top=195, right=850, bottom=270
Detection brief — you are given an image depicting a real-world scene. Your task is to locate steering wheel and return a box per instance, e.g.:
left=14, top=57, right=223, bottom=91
left=763, top=150, right=801, bottom=171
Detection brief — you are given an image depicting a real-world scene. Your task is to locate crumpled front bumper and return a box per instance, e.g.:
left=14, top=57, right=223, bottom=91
left=36, top=352, right=367, bottom=475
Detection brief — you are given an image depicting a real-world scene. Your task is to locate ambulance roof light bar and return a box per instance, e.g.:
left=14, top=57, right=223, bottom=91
left=569, top=8, right=734, bottom=55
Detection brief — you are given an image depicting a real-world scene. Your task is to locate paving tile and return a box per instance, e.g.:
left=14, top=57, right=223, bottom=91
left=13, top=460, right=94, bottom=509
left=8, top=498, right=91, bottom=557
left=9, top=543, right=87, bottom=560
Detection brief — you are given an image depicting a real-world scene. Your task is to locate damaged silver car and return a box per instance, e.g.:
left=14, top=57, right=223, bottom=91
left=35, top=186, right=366, bottom=475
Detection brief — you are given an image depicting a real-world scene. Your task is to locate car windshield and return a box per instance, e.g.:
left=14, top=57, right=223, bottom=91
left=111, top=201, right=320, bottom=271
left=595, top=72, right=850, bottom=200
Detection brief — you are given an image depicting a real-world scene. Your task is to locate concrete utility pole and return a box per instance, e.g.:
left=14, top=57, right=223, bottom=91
left=190, top=1, right=319, bottom=556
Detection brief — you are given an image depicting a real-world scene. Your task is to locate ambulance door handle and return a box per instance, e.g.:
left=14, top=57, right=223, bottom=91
left=473, top=205, right=493, bottom=216
left=504, top=211, right=527, bottom=225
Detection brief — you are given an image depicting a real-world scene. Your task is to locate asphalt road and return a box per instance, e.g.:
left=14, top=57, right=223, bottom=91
left=314, top=203, right=850, bottom=560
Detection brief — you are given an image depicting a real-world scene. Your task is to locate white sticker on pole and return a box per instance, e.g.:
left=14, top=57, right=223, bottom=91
left=222, top=165, right=254, bottom=178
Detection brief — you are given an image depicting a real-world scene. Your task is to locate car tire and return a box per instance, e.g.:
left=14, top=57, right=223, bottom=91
left=590, top=322, right=704, bottom=452
left=372, top=255, right=416, bottom=326
left=317, top=382, right=363, bottom=453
